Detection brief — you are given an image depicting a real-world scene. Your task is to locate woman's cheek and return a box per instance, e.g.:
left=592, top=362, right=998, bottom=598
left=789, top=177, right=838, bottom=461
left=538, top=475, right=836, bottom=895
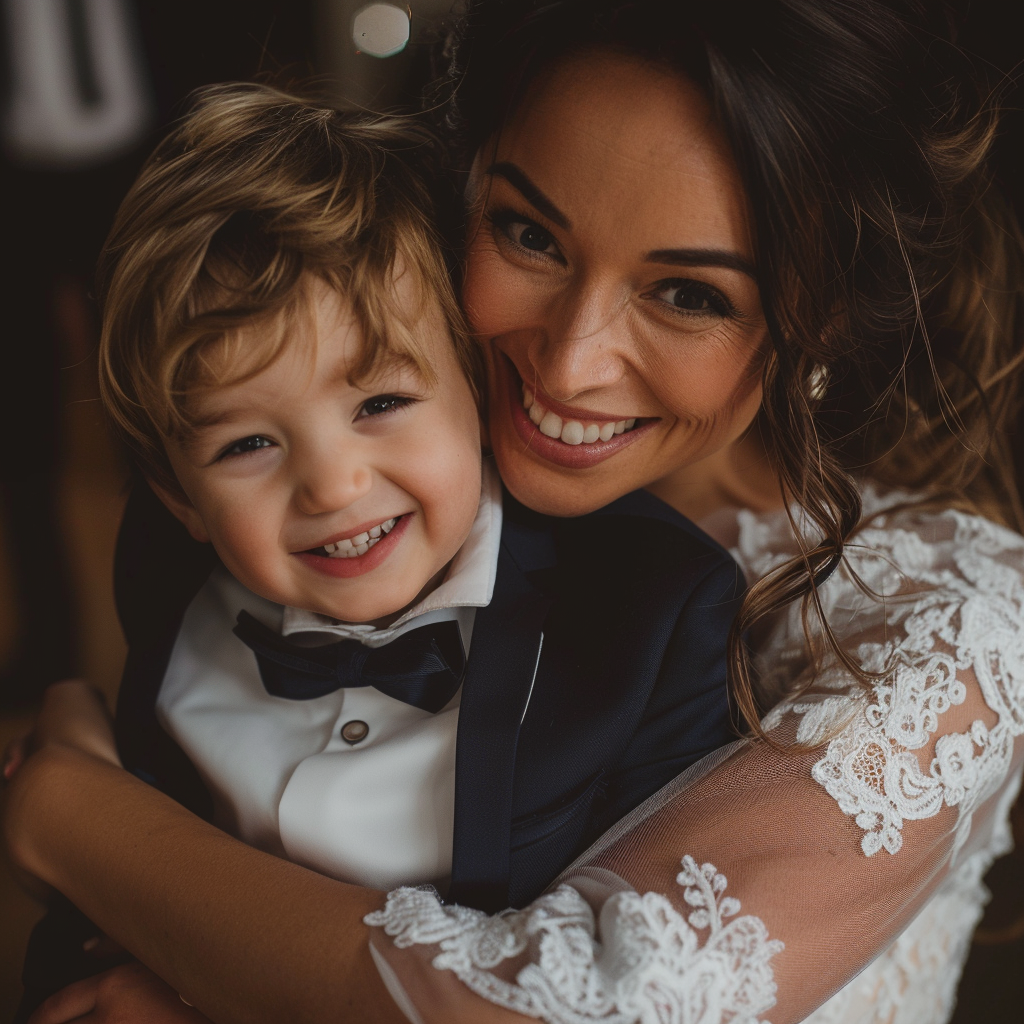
left=462, top=247, right=538, bottom=338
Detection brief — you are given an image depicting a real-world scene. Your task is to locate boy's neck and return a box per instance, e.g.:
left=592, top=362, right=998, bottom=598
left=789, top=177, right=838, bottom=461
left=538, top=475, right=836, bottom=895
left=327, top=561, right=454, bottom=630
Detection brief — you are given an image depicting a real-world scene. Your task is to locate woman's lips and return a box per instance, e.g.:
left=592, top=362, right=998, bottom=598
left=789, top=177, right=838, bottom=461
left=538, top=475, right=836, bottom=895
left=495, top=352, right=655, bottom=469
left=294, top=513, right=410, bottom=578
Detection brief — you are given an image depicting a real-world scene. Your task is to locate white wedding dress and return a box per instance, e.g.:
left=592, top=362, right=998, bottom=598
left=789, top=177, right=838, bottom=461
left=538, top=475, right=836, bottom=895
left=366, top=488, right=1024, bottom=1024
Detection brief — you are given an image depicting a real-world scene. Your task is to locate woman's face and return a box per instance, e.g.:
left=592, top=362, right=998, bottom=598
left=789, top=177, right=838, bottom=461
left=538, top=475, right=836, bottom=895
left=464, top=49, right=770, bottom=518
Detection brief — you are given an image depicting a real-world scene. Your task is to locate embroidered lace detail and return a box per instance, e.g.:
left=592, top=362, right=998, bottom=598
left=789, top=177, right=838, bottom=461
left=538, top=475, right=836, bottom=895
left=366, top=857, right=784, bottom=1023
left=754, top=504, right=1024, bottom=858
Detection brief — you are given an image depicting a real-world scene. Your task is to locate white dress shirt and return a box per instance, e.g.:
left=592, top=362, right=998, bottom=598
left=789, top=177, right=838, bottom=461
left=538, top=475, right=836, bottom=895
left=157, top=464, right=502, bottom=891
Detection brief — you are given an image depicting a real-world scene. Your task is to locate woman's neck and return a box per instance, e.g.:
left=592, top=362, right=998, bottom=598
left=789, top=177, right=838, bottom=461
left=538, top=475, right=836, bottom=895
left=645, top=430, right=785, bottom=526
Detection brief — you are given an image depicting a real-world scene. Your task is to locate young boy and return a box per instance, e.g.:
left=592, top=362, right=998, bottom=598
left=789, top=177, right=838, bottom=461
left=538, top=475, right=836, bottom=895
left=18, top=83, right=743, bottom=1015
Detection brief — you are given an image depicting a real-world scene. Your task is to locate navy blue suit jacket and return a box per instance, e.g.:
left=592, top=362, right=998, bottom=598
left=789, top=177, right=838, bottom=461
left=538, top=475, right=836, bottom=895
left=16, top=480, right=743, bottom=1017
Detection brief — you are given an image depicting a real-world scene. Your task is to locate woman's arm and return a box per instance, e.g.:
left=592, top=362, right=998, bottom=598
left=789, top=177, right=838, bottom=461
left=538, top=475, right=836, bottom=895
left=5, top=740, right=409, bottom=1024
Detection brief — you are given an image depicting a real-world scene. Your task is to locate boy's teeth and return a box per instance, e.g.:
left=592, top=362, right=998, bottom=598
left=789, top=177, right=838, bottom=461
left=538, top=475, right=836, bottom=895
left=521, top=383, right=640, bottom=446
left=320, top=518, right=397, bottom=558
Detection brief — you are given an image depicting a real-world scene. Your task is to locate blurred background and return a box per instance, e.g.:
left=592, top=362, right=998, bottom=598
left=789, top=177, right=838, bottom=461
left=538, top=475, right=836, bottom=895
left=0, top=0, right=1021, bottom=1020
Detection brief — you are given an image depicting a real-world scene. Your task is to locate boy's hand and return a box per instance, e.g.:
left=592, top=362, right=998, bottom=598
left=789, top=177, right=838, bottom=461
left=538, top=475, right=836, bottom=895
left=28, top=963, right=212, bottom=1024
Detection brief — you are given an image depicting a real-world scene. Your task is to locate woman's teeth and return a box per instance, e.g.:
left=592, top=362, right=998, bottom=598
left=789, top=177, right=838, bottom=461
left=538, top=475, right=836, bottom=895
left=522, top=387, right=636, bottom=446
left=318, top=518, right=396, bottom=558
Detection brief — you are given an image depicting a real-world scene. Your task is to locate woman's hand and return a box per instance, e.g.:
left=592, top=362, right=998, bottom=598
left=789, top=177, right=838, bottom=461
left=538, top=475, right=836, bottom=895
left=3, top=731, right=30, bottom=781
left=28, top=964, right=212, bottom=1024
left=2, top=680, right=118, bottom=790
left=29, top=680, right=120, bottom=766
left=2, top=680, right=119, bottom=898
left=3, top=679, right=115, bottom=786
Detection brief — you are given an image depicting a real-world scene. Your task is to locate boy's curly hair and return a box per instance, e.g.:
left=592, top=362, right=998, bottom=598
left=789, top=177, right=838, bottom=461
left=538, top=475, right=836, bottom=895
left=98, top=82, right=481, bottom=494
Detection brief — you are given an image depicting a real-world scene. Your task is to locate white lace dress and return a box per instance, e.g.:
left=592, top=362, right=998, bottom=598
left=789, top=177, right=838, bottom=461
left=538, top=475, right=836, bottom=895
left=366, top=490, right=1024, bottom=1024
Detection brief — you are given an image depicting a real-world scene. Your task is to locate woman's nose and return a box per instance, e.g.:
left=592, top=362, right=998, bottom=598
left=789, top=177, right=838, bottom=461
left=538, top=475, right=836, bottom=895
left=527, top=282, right=629, bottom=402
left=293, top=446, right=373, bottom=516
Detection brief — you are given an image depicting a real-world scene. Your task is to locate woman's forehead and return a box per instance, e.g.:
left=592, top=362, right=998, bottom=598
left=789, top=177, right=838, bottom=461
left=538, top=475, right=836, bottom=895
left=485, top=48, right=753, bottom=258
left=508, top=50, right=726, bottom=159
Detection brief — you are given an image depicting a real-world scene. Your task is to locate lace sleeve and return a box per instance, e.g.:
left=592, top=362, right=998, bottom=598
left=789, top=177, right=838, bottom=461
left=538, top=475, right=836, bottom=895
left=366, top=504, right=1024, bottom=1024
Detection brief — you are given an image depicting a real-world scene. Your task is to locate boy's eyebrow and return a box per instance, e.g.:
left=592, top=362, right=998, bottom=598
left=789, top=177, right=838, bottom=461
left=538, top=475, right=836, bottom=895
left=175, top=408, right=249, bottom=458
left=645, top=248, right=758, bottom=281
left=188, top=408, right=242, bottom=429
left=486, top=162, right=571, bottom=230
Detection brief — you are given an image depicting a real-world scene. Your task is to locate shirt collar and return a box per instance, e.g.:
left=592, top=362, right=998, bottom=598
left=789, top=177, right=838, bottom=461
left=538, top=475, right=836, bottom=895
left=280, top=460, right=503, bottom=645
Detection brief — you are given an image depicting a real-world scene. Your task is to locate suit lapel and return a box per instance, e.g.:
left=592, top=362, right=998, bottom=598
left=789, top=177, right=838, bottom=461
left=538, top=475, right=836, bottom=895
left=448, top=529, right=552, bottom=912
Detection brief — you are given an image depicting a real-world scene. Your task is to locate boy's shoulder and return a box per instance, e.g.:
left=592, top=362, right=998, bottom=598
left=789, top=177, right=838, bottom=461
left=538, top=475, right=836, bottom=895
left=499, top=487, right=744, bottom=602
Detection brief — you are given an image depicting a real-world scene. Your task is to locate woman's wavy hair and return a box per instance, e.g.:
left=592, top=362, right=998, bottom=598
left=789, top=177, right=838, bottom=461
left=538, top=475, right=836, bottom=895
left=440, top=0, right=1024, bottom=734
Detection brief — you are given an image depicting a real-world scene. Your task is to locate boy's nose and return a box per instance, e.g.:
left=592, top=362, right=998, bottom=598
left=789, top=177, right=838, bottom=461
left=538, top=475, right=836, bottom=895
left=293, top=453, right=373, bottom=516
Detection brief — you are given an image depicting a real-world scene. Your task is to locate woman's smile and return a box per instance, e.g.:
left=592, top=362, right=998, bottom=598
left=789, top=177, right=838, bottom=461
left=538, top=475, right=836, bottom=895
left=497, top=350, right=656, bottom=469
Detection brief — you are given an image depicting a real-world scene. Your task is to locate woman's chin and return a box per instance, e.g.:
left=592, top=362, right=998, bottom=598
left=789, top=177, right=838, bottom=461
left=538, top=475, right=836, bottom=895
left=492, top=433, right=629, bottom=518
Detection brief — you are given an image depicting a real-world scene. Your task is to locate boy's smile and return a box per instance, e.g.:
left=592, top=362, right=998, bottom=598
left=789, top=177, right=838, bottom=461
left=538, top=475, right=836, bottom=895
left=155, top=277, right=483, bottom=626
left=295, top=513, right=405, bottom=578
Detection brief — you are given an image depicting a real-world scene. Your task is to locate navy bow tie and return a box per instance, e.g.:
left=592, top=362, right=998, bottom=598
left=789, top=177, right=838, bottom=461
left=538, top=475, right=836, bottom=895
left=232, top=611, right=466, bottom=713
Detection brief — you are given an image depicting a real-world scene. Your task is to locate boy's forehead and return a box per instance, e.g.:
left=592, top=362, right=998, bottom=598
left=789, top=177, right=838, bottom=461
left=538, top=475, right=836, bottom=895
left=183, top=321, right=432, bottom=425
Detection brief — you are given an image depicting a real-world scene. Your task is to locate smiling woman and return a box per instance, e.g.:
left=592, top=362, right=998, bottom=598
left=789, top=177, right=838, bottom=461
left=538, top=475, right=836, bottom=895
left=463, top=52, right=768, bottom=519
left=361, top=1, right=1024, bottom=1021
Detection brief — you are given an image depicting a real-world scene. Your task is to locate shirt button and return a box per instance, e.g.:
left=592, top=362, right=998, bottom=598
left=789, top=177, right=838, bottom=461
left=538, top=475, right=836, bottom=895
left=340, top=720, right=369, bottom=745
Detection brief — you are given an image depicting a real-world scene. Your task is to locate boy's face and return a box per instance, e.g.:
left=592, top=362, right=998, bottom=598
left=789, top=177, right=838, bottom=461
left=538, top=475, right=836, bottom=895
left=157, top=277, right=483, bottom=625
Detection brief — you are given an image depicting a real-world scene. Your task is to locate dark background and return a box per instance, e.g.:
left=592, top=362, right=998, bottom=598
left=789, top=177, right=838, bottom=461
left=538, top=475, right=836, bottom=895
left=0, top=0, right=1021, bottom=1019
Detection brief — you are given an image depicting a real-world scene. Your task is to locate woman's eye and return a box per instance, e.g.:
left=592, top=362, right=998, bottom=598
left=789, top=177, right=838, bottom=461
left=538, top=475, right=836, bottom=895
left=359, top=394, right=414, bottom=418
left=490, top=210, right=560, bottom=256
left=221, top=435, right=274, bottom=458
left=649, top=279, right=732, bottom=318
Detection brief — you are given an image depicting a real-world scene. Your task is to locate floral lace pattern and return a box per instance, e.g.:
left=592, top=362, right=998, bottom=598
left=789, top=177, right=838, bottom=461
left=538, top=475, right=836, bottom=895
left=758, top=501, right=1024, bottom=860
left=367, top=856, right=783, bottom=1023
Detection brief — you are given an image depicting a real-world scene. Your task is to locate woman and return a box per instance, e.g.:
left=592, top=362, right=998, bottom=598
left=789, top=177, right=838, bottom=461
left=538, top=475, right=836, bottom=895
left=6, top=1, right=1024, bottom=1021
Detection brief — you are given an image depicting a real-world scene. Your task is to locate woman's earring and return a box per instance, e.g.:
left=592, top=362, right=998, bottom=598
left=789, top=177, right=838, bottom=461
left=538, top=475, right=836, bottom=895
left=808, top=364, right=829, bottom=401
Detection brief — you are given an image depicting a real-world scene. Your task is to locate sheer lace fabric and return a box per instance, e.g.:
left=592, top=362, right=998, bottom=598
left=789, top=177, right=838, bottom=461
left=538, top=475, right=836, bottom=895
left=366, top=491, right=1024, bottom=1024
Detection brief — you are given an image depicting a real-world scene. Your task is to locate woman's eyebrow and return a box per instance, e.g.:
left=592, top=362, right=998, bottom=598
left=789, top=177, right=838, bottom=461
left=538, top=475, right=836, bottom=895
left=646, top=249, right=758, bottom=281
left=486, top=162, right=571, bottom=229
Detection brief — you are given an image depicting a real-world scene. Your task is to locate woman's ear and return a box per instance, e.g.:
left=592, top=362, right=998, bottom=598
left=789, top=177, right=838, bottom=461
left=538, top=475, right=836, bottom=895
left=146, top=479, right=211, bottom=544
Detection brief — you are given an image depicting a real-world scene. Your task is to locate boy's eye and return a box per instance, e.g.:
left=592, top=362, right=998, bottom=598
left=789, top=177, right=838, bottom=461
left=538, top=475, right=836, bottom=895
left=358, top=394, right=415, bottom=418
left=221, top=435, right=275, bottom=458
